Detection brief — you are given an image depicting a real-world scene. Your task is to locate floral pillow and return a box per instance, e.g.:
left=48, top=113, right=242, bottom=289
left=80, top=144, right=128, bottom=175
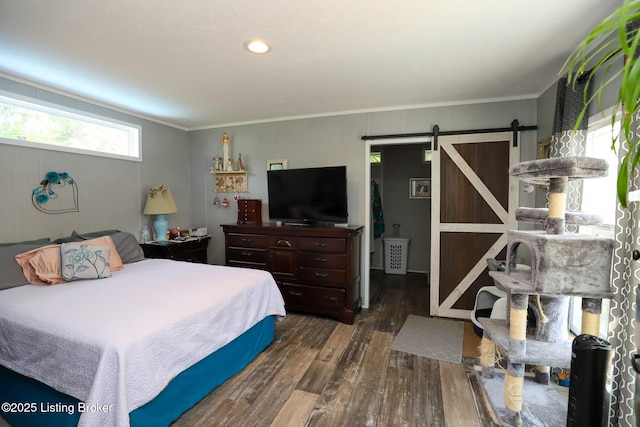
left=61, top=243, right=112, bottom=281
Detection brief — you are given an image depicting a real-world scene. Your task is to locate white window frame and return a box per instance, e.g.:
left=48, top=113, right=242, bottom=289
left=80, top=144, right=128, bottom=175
left=0, top=92, right=141, bottom=162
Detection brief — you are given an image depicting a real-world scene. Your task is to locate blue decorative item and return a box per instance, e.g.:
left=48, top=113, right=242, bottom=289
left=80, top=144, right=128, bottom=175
left=143, top=185, right=178, bottom=242
left=154, top=215, right=170, bottom=243
left=32, top=171, right=78, bottom=214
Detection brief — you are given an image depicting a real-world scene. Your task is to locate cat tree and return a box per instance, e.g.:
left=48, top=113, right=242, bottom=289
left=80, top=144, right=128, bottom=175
left=478, top=156, right=614, bottom=426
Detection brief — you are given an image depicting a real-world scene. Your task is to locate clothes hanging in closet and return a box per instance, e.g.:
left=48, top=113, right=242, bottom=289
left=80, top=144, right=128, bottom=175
left=372, top=181, right=385, bottom=239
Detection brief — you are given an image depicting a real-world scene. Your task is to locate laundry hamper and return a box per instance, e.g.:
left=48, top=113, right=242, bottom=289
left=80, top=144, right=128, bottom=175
left=383, top=237, right=410, bottom=275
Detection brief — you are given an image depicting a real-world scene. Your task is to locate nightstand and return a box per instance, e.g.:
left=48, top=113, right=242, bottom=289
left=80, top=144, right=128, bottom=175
left=140, top=236, right=211, bottom=263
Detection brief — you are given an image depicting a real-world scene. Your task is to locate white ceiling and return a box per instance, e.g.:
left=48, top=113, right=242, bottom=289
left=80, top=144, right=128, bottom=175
left=0, top=1, right=618, bottom=130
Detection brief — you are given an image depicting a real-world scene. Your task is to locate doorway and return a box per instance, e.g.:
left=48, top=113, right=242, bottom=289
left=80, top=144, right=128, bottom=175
left=363, top=137, right=431, bottom=309
left=370, top=144, right=431, bottom=273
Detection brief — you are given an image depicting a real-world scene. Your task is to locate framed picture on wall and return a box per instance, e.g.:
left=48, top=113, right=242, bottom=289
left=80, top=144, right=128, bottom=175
left=537, top=136, right=552, bottom=159
left=410, top=178, right=431, bottom=199
left=267, top=159, right=288, bottom=170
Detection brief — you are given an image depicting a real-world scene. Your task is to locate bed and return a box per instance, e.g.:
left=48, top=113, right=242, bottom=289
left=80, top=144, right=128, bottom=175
left=0, top=231, right=286, bottom=427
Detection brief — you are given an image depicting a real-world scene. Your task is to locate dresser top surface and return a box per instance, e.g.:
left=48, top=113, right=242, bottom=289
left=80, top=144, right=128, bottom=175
left=222, top=223, right=363, bottom=236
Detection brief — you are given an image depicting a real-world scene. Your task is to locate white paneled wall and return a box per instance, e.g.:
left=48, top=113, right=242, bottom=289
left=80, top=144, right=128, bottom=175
left=0, top=77, right=189, bottom=243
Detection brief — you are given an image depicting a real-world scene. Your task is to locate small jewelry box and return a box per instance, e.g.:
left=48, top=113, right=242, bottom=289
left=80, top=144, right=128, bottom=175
left=237, top=199, right=262, bottom=225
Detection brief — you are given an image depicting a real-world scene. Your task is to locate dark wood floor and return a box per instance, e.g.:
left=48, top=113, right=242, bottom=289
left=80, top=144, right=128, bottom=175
left=172, top=270, right=496, bottom=427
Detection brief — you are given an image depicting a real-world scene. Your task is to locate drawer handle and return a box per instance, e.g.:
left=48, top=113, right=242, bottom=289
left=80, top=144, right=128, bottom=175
left=241, top=238, right=252, bottom=243
left=315, top=242, right=327, bottom=247
left=274, top=239, right=292, bottom=247
left=241, top=251, right=253, bottom=257
left=316, top=257, right=327, bottom=263
left=324, top=296, right=338, bottom=301
left=289, top=291, right=303, bottom=296
left=315, top=272, right=329, bottom=278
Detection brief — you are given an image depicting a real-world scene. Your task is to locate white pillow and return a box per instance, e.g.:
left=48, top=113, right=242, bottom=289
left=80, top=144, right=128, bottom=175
left=61, top=243, right=112, bottom=281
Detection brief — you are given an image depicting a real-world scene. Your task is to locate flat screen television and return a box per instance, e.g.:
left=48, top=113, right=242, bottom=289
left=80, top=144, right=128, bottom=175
left=267, top=166, right=348, bottom=226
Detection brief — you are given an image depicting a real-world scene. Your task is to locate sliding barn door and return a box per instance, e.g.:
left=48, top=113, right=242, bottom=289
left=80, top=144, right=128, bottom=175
left=430, top=132, right=519, bottom=319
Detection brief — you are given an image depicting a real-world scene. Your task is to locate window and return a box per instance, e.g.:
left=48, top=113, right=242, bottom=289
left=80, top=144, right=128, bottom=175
left=568, top=111, right=620, bottom=338
left=580, top=116, right=620, bottom=230
left=370, top=151, right=381, bottom=163
left=423, top=148, right=432, bottom=163
left=0, top=93, right=141, bottom=161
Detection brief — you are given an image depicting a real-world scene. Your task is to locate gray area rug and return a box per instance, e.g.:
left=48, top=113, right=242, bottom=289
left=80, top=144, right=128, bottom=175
left=391, top=315, right=464, bottom=364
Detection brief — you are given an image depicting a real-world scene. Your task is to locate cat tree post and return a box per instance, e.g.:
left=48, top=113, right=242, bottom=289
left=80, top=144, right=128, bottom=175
left=504, top=293, right=528, bottom=426
left=581, top=298, right=602, bottom=336
left=479, top=336, right=496, bottom=378
left=547, top=176, right=567, bottom=234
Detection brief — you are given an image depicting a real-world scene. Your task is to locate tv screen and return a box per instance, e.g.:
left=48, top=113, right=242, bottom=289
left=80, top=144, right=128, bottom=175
left=267, top=166, right=348, bottom=226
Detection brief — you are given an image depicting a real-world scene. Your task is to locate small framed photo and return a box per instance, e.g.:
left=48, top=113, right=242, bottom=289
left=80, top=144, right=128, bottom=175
left=267, top=159, right=288, bottom=170
left=410, top=178, right=431, bottom=199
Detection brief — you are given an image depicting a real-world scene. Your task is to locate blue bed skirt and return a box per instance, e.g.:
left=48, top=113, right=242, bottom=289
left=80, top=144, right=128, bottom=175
left=0, top=315, right=275, bottom=427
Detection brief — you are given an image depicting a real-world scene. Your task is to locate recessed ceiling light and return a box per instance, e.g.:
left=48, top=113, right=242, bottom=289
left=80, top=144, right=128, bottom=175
left=244, top=39, right=271, bottom=54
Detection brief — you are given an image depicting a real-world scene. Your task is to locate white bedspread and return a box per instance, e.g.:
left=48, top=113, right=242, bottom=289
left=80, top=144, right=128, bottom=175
left=0, top=259, right=286, bottom=427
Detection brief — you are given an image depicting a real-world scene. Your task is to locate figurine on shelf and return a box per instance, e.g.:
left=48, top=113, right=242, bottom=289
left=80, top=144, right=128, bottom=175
left=238, top=153, right=245, bottom=171
left=213, top=156, right=222, bottom=172
left=221, top=132, right=231, bottom=168
left=226, top=159, right=234, bottom=172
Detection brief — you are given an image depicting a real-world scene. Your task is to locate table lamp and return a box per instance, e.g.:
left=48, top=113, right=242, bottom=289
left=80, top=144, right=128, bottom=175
left=143, top=185, right=178, bottom=242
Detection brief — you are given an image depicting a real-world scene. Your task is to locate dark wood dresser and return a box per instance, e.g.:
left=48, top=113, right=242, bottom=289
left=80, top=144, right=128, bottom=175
left=140, top=236, right=210, bottom=263
left=221, top=224, right=363, bottom=324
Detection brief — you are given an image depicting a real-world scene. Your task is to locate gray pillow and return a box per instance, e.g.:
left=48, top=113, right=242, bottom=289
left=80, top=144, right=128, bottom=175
left=71, top=230, right=145, bottom=264
left=0, top=238, right=50, bottom=247
left=0, top=243, right=50, bottom=290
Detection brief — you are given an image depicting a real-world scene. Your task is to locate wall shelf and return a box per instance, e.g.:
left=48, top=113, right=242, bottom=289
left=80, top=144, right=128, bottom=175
left=211, top=171, right=247, bottom=193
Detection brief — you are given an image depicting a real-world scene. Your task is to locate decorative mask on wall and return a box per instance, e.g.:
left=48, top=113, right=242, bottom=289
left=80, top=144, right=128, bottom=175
left=32, top=171, right=79, bottom=214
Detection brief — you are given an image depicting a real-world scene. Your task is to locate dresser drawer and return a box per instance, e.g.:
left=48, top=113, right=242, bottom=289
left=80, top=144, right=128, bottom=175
left=269, top=236, right=296, bottom=249
left=280, top=283, right=345, bottom=309
left=228, top=247, right=268, bottom=264
left=298, top=252, right=345, bottom=269
left=227, top=233, right=267, bottom=249
left=298, top=267, right=346, bottom=285
left=298, top=237, right=345, bottom=253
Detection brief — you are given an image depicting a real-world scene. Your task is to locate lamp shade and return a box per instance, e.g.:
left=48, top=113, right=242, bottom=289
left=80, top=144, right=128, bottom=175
left=143, top=186, right=178, bottom=215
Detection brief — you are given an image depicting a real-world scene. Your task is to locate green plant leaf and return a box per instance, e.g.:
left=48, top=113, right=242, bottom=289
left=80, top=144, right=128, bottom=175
left=562, top=0, right=640, bottom=209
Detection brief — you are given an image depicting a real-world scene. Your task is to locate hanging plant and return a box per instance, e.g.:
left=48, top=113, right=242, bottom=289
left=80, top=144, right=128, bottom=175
left=563, top=0, right=640, bottom=208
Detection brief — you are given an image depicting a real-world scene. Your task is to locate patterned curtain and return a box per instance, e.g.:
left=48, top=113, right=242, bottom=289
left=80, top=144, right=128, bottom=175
left=548, top=77, right=589, bottom=232
left=608, top=112, right=639, bottom=427
left=608, top=17, right=640, bottom=427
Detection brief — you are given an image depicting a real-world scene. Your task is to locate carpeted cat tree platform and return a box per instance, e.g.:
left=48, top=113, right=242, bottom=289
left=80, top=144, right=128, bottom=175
left=476, top=156, right=614, bottom=426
